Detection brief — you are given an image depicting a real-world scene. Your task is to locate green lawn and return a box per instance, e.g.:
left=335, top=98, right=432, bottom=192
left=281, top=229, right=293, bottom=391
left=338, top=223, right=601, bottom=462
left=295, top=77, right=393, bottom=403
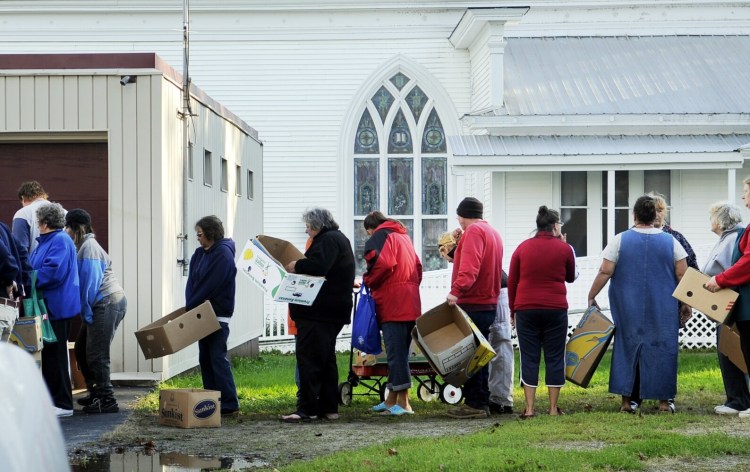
left=140, top=350, right=750, bottom=471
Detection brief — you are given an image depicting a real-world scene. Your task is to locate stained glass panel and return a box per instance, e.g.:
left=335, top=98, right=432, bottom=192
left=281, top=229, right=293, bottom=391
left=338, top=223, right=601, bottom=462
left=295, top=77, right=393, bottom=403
left=421, top=109, right=446, bottom=153
left=422, top=219, right=448, bottom=271
left=353, top=222, right=369, bottom=276
left=354, top=159, right=379, bottom=216
left=390, top=73, right=410, bottom=91
left=388, top=158, right=413, bottom=215
left=388, top=109, right=412, bottom=154
left=354, top=109, right=379, bottom=154
left=372, top=86, right=394, bottom=123
left=405, top=86, right=427, bottom=123
left=422, top=158, right=446, bottom=215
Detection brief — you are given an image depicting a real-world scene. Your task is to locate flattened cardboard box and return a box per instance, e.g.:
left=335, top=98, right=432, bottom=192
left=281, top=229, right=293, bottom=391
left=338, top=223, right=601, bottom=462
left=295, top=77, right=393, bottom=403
left=9, top=316, right=43, bottom=353
left=565, top=307, right=615, bottom=388
left=135, top=301, right=220, bottom=359
left=718, top=324, right=748, bottom=374
left=237, top=235, right=325, bottom=306
left=159, top=388, right=221, bottom=428
left=672, top=267, right=738, bottom=324
left=412, top=303, right=495, bottom=387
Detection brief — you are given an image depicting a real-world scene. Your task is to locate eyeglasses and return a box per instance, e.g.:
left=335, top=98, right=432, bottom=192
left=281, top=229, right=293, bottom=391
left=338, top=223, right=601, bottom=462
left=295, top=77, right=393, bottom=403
left=556, top=221, right=564, bottom=227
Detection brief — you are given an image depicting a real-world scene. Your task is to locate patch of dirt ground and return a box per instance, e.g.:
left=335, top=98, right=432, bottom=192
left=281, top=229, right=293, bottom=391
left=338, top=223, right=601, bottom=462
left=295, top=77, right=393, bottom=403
left=97, top=412, right=507, bottom=468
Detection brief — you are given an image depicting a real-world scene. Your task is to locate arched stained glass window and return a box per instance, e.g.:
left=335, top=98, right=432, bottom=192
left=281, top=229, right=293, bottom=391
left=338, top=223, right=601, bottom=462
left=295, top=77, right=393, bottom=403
left=352, top=72, right=449, bottom=274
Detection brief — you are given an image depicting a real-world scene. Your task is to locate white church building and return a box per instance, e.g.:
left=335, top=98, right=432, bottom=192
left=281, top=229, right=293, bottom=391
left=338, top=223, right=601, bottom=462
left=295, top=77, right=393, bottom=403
left=1, top=1, right=749, bottom=361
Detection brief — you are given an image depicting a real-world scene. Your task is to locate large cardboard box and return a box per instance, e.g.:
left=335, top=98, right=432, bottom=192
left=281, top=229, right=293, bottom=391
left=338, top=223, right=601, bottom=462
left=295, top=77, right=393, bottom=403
left=718, top=324, right=748, bottom=374
left=353, top=340, right=426, bottom=366
left=412, top=303, right=495, bottom=387
left=672, top=267, right=738, bottom=324
left=565, top=307, right=615, bottom=388
left=135, top=301, right=220, bottom=360
left=9, top=316, right=43, bottom=353
left=159, top=388, right=221, bottom=428
left=236, top=235, right=325, bottom=306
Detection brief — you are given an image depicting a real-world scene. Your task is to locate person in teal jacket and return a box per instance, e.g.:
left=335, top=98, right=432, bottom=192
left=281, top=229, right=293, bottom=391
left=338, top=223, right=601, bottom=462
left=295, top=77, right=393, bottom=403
left=29, top=202, right=81, bottom=417
left=65, top=209, right=127, bottom=414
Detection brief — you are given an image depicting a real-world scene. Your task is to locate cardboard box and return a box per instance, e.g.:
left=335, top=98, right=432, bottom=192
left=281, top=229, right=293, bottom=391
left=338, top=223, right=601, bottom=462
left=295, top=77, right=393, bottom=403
left=159, top=388, right=221, bottom=428
left=9, top=316, right=43, bottom=353
left=672, top=267, right=738, bottom=324
left=236, top=235, right=325, bottom=306
left=718, top=324, right=748, bottom=374
left=68, top=341, right=86, bottom=390
left=353, top=340, right=426, bottom=366
left=412, top=303, right=495, bottom=387
left=135, top=301, right=220, bottom=360
left=565, top=307, right=615, bottom=388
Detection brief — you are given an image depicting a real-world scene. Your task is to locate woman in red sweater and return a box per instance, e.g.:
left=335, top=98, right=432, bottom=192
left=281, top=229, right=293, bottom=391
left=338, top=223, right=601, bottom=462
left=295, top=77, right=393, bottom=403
left=508, top=206, right=577, bottom=418
left=362, top=211, right=423, bottom=415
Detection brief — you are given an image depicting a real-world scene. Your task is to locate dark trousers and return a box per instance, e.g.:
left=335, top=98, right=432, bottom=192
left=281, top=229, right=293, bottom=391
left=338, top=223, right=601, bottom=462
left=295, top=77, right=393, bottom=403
left=515, top=309, right=568, bottom=387
left=381, top=321, right=416, bottom=391
left=295, top=319, right=344, bottom=417
left=75, top=292, right=127, bottom=399
left=462, top=309, right=495, bottom=410
left=717, top=325, right=750, bottom=410
left=42, top=318, right=73, bottom=410
left=198, top=322, right=239, bottom=411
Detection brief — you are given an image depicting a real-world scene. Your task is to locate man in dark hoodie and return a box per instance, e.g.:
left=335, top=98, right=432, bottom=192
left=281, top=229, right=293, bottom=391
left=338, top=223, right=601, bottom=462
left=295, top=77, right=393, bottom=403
left=186, top=215, right=239, bottom=416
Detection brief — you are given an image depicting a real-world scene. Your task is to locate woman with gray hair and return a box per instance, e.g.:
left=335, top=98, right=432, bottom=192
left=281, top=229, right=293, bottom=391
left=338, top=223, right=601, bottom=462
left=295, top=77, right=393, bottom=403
left=282, top=208, right=355, bottom=423
left=29, top=202, right=81, bottom=417
left=703, top=201, right=749, bottom=416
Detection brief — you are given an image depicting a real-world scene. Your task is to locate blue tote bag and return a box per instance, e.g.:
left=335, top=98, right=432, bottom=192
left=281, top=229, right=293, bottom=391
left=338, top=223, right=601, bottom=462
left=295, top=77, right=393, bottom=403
left=351, top=284, right=382, bottom=355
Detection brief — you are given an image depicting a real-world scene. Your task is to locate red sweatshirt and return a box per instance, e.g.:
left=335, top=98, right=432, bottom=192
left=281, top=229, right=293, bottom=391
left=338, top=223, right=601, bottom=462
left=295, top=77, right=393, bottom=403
left=508, top=232, right=576, bottom=314
left=450, top=220, right=503, bottom=309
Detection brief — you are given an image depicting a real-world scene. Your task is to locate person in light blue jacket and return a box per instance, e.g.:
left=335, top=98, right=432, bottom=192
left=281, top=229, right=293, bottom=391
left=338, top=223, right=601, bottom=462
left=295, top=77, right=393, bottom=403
left=29, top=202, right=81, bottom=418
left=65, top=209, right=127, bottom=415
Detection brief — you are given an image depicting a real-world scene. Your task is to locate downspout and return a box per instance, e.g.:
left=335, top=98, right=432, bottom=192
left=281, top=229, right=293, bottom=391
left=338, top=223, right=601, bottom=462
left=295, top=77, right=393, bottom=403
left=177, top=0, right=191, bottom=275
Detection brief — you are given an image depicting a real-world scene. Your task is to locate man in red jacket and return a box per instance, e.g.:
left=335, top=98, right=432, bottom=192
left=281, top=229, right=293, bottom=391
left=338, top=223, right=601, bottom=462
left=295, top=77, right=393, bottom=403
left=446, top=197, right=503, bottom=419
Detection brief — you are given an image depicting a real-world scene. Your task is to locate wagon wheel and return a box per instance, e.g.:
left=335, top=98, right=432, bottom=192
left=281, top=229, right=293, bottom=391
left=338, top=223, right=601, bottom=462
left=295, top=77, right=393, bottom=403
left=440, top=383, right=463, bottom=405
left=338, top=382, right=353, bottom=406
left=417, top=380, right=440, bottom=402
left=379, top=383, right=391, bottom=402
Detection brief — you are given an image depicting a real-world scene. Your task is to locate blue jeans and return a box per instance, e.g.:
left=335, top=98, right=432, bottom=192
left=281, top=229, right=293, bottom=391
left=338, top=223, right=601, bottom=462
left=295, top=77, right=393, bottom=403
left=75, top=291, right=127, bottom=398
left=198, top=321, right=239, bottom=411
left=462, top=309, right=495, bottom=410
left=381, top=321, right=415, bottom=391
left=515, top=309, right=568, bottom=387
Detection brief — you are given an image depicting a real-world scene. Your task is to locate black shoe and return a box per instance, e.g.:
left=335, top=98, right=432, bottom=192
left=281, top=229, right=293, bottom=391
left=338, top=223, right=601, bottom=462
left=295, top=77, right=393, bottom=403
left=76, top=393, right=97, bottom=407
left=82, top=396, right=119, bottom=414
left=221, top=408, right=239, bottom=417
left=489, top=402, right=514, bottom=415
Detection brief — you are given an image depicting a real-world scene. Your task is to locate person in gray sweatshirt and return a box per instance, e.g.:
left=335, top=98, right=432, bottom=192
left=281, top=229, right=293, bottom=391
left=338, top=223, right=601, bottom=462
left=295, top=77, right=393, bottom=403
left=65, top=209, right=127, bottom=414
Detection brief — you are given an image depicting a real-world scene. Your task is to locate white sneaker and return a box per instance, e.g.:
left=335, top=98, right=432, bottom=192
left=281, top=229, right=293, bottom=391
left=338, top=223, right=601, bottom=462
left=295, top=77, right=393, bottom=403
left=715, top=405, right=740, bottom=416
left=738, top=408, right=750, bottom=418
left=55, top=407, right=74, bottom=418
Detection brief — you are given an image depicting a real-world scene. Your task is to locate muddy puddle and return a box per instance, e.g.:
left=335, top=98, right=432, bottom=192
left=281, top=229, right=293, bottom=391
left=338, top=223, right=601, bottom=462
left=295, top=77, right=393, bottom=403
left=70, top=450, right=270, bottom=471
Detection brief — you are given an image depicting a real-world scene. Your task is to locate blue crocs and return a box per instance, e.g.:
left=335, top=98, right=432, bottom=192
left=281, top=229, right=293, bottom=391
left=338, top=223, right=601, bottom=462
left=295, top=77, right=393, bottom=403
left=371, top=402, right=389, bottom=412
left=381, top=405, right=414, bottom=416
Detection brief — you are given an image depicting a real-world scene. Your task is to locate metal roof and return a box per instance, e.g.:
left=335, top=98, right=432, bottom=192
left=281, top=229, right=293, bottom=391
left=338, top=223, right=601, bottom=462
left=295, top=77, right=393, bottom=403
left=448, top=134, right=750, bottom=157
left=503, top=36, right=750, bottom=116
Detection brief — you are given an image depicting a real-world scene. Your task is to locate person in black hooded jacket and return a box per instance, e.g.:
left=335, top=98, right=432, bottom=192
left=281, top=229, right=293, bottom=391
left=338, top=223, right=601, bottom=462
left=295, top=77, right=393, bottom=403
left=282, top=208, right=355, bottom=423
left=186, top=215, right=239, bottom=416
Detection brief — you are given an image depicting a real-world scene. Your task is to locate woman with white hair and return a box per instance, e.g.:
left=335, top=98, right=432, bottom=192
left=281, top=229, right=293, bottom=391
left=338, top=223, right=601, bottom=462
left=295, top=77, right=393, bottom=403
left=282, top=208, right=356, bottom=423
left=703, top=202, right=749, bottom=416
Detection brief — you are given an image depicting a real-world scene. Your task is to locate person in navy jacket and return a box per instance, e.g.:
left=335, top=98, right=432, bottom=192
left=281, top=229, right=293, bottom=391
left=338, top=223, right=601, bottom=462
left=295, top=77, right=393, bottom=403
left=28, top=202, right=81, bottom=417
left=186, top=215, right=239, bottom=416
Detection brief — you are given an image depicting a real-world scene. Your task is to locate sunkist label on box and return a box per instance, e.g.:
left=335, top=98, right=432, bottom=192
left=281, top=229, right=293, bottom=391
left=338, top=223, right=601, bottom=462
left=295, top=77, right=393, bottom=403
left=236, top=236, right=324, bottom=306
left=159, top=389, right=221, bottom=429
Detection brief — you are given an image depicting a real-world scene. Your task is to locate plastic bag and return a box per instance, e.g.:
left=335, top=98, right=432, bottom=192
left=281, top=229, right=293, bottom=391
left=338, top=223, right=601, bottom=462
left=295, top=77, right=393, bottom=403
left=351, top=284, right=381, bottom=355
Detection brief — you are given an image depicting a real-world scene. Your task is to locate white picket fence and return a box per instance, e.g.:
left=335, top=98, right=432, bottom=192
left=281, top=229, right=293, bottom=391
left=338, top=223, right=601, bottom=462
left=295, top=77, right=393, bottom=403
left=260, top=244, right=719, bottom=351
